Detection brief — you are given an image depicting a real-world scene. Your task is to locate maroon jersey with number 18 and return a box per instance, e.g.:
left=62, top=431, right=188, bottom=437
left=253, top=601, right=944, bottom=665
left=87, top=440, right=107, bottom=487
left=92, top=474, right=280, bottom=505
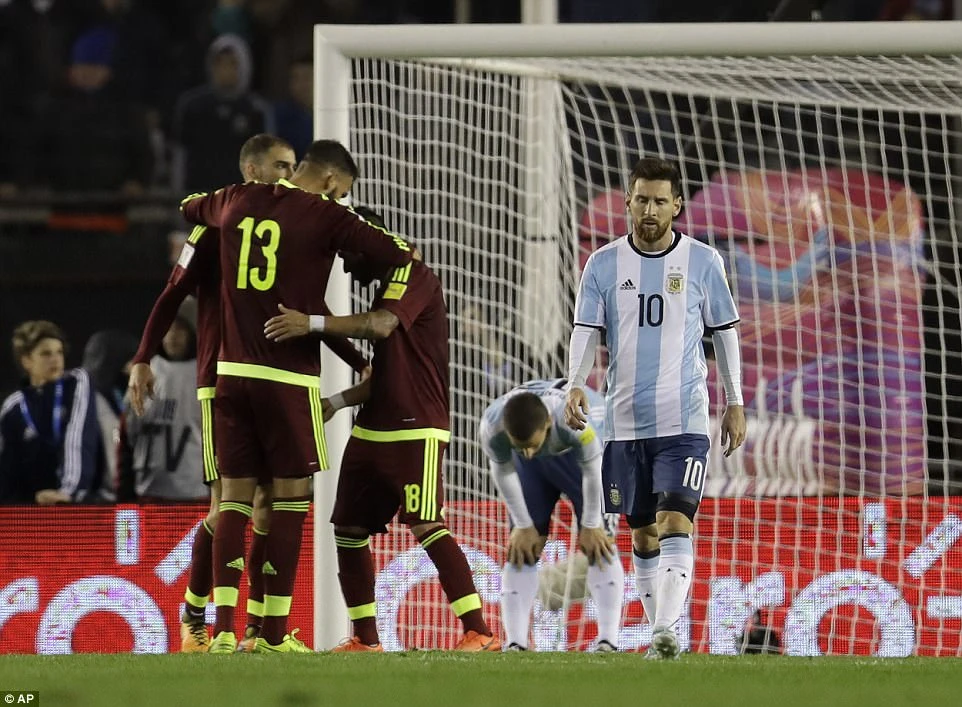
left=180, top=179, right=413, bottom=380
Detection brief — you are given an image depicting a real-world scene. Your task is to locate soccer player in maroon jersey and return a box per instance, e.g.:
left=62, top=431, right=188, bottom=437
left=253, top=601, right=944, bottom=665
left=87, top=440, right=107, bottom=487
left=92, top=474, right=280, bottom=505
left=180, top=141, right=415, bottom=654
left=128, top=136, right=373, bottom=653
left=263, top=207, right=501, bottom=652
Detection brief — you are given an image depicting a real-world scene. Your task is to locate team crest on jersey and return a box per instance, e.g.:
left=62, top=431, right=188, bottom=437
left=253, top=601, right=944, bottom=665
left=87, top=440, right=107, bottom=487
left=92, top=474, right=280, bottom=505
left=666, top=272, right=685, bottom=294
left=608, top=485, right=622, bottom=507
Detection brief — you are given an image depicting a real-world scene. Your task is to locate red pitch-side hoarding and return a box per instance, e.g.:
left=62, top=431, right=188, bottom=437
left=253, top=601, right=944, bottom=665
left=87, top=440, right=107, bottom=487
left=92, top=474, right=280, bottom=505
left=1, top=498, right=959, bottom=656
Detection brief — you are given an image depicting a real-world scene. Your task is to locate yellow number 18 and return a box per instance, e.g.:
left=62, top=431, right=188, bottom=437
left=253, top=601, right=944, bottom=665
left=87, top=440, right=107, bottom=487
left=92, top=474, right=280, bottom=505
left=236, top=216, right=281, bottom=290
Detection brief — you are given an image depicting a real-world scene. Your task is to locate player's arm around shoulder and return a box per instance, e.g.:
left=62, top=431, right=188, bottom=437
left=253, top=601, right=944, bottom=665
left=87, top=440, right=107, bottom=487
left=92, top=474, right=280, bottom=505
left=264, top=304, right=400, bottom=343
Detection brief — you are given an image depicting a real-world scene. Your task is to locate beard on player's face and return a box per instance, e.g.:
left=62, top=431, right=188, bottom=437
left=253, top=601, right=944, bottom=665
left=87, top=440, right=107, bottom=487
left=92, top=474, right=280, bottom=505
left=635, top=217, right=672, bottom=242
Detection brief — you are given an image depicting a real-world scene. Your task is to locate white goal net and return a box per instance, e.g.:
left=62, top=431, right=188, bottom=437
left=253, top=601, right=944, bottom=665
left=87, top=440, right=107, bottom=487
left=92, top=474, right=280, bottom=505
left=317, top=23, right=962, bottom=656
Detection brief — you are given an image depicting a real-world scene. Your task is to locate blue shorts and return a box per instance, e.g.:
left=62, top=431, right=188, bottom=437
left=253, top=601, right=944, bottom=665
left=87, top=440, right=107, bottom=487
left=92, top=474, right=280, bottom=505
left=601, top=434, right=710, bottom=528
left=514, top=451, right=587, bottom=536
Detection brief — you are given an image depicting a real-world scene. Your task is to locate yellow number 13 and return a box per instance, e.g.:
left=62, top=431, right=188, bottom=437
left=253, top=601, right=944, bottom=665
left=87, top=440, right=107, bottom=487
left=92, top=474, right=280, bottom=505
left=236, top=216, right=281, bottom=290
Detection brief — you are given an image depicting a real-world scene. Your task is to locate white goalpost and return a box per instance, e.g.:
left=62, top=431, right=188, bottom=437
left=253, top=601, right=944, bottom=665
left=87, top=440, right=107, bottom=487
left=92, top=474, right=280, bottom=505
left=314, top=21, right=962, bottom=655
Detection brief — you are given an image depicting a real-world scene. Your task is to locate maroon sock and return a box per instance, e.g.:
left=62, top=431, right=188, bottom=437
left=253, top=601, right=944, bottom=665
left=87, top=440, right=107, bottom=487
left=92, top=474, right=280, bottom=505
left=183, top=520, right=213, bottom=618
left=212, top=502, right=252, bottom=636
left=334, top=533, right=378, bottom=645
left=260, top=497, right=310, bottom=645
left=246, top=526, right=268, bottom=631
left=419, top=526, right=490, bottom=635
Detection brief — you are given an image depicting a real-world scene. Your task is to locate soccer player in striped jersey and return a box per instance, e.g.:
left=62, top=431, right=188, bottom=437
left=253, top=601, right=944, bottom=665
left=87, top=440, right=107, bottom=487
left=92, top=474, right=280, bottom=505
left=565, top=157, right=746, bottom=660
left=129, top=136, right=371, bottom=653
left=264, top=208, right=500, bottom=652
left=479, top=379, right=624, bottom=652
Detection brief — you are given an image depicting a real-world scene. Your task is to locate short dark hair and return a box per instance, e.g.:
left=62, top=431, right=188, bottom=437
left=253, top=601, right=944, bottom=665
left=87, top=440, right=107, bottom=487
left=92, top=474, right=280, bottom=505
left=239, top=133, right=293, bottom=173
left=627, top=157, right=682, bottom=198
left=12, top=320, right=67, bottom=366
left=503, top=393, right=550, bottom=441
left=302, top=139, right=359, bottom=179
left=352, top=205, right=387, bottom=231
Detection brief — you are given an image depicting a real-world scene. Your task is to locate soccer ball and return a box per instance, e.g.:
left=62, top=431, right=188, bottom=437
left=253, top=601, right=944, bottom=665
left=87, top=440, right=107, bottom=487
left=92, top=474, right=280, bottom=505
left=536, top=553, right=590, bottom=611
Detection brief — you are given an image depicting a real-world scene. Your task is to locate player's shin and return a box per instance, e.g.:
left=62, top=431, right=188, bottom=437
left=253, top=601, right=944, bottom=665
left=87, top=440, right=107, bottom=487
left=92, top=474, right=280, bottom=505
left=417, top=525, right=492, bottom=637
left=184, top=520, right=214, bottom=621
left=632, top=548, right=660, bottom=627
left=334, top=532, right=379, bottom=646
left=212, top=502, right=253, bottom=638
left=245, top=526, right=268, bottom=637
left=653, top=534, right=694, bottom=633
left=586, top=555, right=625, bottom=648
left=500, top=563, right=539, bottom=649
left=260, top=496, right=311, bottom=645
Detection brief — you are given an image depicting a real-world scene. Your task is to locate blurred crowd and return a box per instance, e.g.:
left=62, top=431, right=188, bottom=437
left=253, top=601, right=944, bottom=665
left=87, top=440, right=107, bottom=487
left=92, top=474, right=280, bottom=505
left=0, top=0, right=951, bottom=198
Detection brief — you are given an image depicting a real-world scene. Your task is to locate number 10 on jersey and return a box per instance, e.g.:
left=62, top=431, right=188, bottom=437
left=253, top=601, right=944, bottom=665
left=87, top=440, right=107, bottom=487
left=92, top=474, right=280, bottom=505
left=638, top=293, right=664, bottom=327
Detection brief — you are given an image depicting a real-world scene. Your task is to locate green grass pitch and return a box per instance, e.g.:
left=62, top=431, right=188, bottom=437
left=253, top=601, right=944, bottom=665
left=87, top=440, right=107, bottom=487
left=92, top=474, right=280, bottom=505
left=1, top=653, right=960, bottom=707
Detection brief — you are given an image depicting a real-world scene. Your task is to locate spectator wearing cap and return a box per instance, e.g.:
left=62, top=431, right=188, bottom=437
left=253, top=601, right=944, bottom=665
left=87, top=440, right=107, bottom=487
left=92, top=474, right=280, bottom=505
left=0, top=321, right=101, bottom=505
left=25, top=25, right=153, bottom=194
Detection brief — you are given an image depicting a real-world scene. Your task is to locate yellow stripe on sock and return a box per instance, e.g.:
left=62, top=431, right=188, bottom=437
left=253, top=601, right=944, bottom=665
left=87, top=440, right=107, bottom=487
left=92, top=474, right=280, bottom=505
left=347, top=602, right=377, bottom=620
left=184, top=588, right=209, bottom=609
left=246, top=599, right=265, bottom=618
left=213, top=587, right=239, bottom=607
left=334, top=535, right=370, bottom=548
left=219, top=502, right=253, bottom=517
left=272, top=501, right=311, bottom=512
left=252, top=526, right=269, bottom=536
left=419, top=528, right=450, bottom=549
left=202, top=520, right=213, bottom=536
left=263, top=595, right=293, bottom=617
left=450, top=593, right=482, bottom=617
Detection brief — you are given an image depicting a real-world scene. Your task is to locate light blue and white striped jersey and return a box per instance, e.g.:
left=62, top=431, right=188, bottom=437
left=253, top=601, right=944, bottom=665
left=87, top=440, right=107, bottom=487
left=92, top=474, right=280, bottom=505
left=574, top=232, right=738, bottom=441
left=479, top=379, right=605, bottom=465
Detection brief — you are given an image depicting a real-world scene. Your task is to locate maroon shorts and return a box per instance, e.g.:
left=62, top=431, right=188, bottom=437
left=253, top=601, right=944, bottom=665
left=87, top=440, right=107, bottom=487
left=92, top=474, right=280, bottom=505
left=330, top=431, right=448, bottom=534
left=214, top=374, right=327, bottom=483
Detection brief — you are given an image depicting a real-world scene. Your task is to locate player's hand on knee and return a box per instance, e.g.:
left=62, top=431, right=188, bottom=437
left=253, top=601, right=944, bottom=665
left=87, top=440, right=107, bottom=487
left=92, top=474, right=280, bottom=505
left=127, top=362, right=155, bottom=417
left=578, top=526, right=615, bottom=565
left=264, top=304, right=309, bottom=342
left=564, top=387, right=590, bottom=430
left=720, top=404, right=747, bottom=457
left=508, top=526, right=542, bottom=568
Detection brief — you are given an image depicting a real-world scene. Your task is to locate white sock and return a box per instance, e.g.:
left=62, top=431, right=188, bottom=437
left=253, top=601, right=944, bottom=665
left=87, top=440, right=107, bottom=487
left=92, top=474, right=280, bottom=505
left=653, top=535, right=694, bottom=632
left=586, top=554, right=625, bottom=647
left=501, top=563, right=539, bottom=648
left=632, top=549, right=660, bottom=627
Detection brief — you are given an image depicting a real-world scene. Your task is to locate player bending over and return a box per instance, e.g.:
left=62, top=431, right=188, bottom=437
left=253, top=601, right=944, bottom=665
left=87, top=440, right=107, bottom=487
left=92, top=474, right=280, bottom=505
left=480, top=378, right=623, bottom=652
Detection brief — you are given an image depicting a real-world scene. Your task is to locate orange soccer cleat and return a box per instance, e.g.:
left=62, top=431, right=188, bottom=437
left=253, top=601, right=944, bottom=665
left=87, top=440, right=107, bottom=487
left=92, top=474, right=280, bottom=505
left=454, top=631, right=501, bottom=652
left=180, top=619, right=210, bottom=653
left=331, top=636, right=385, bottom=653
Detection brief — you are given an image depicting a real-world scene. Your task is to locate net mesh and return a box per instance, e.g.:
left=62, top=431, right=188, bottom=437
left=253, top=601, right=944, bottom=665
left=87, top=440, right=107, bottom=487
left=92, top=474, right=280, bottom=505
left=342, top=52, right=962, bottom=655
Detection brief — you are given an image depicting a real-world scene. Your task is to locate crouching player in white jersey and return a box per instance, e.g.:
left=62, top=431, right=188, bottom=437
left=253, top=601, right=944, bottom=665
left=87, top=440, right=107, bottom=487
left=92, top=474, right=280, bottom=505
left=480, top=378, right=625, bottom=652
left=565, top=157, right=746, bottom=659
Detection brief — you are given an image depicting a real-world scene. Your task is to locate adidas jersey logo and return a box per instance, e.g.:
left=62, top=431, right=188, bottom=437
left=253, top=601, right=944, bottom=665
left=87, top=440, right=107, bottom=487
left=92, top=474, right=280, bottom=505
left=620, top=279, right=636, bottom=291
left=226, top=557, right=245, bottom=571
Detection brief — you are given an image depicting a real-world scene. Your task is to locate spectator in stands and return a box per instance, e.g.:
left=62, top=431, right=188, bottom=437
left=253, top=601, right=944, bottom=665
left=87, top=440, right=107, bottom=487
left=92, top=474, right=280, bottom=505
left=0, top=321, right=100, bottom=505
left=117, top=300, right=207, bottom=502
left=273, top=54, right=313, bottom=159
left=26, top=25, right=153, bottom=194
left=82, top=328, right=139, bottom=502
left=171, top=34, right=274, bottom=194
